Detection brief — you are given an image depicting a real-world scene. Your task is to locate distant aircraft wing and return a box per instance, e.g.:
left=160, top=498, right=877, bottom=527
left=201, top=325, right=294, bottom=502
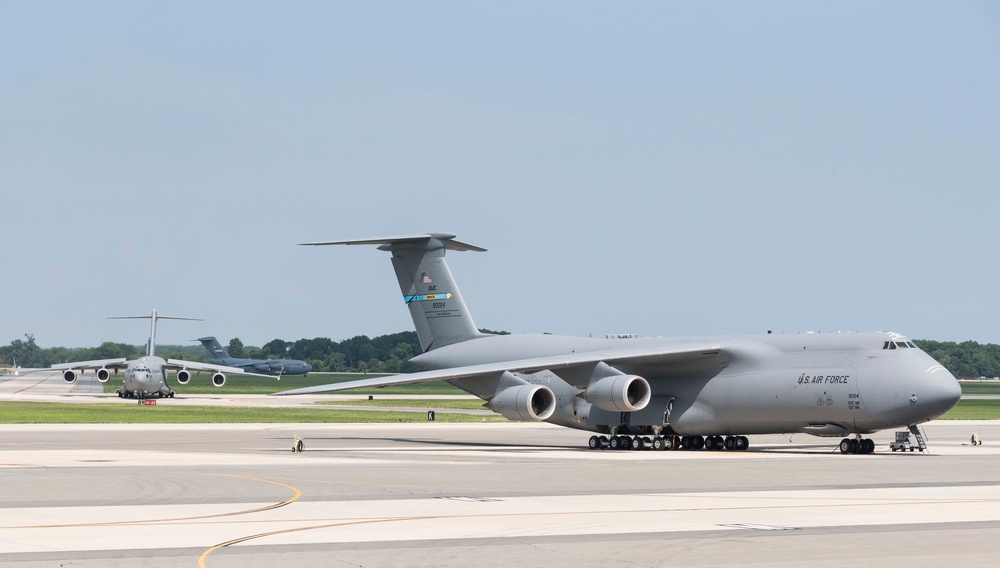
left=165, top=359, right=247, bottom=374
left=51, top=358, right=128, bottom=370
left=273, top=343, right=723, bottom=396
left=165, top=359, right=278, bottom=379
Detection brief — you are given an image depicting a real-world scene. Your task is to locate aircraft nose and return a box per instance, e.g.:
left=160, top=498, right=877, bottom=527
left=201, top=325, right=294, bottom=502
left=863, top=355, right=961, bottom=428
left=923, top=366, right=962, bottom=418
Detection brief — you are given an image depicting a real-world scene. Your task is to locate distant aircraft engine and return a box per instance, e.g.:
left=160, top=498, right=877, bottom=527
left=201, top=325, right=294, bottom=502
left=212, top=373, right=226, bottom=387
left=585, top=372, right=651, bottom=412
left=176, top=370, right=191, bottom=385
left=62, top=370, right=79, bottom=384
left=489, top=384, right=556, bottom=422
left=96, top=368, right=111, bottom=383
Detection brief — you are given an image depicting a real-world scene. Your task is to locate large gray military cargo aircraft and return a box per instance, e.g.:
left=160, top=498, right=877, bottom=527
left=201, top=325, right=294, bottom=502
left=277, top=233, right=962, bottom=453
left=52, top=309, right=247, bottom=399
left=198, top=336, right=313, bottom=376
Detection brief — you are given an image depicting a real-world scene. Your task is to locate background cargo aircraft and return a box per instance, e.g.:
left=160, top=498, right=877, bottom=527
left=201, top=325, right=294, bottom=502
left=277, top=233, right=962, bottom=454
left=52, top=309, right=247, bottom=399
left=197, top=336, right=313, bottom=376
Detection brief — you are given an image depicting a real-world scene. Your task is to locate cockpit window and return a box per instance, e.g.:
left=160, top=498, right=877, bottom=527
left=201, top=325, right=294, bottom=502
left=882, top=340, right=918, bottom=350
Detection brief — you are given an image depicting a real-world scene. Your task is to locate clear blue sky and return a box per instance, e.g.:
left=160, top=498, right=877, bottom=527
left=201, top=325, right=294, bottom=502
left=2, top=1, right=999, bottom=350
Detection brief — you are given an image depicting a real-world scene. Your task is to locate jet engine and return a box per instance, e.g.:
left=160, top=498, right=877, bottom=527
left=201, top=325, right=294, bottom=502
left=96, top=368, right=111, bottom=383
left=489, top=383, right=556, bottom=422
left=212, top=373, right=226, bottom=387
left=176, top=369, right=191, bottom=385
left=62, top=369, right=78, bottom=384
left=585, top=373, right=651, bottom=412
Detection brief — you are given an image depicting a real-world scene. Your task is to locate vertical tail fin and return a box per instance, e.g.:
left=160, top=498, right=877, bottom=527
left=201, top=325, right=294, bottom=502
left=108, top=309, right=203, bottom=357
left=301, top=232, right=486, bottom=352
left=198, top=337, right=230, bottom=359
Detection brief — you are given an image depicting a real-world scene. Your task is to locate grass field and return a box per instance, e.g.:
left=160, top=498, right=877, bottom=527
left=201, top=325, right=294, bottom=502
left=3, top=377, right=997, bottom=423
left=940, top=399, right=1000, bottom=420
left=0, top=401, right=507, bottom=424
left=1, top=398, right=997, bottom=423
left=317, top=398, right=486, bottom=410
left=100, top=372, right=464, bottom=396
left=959, top=381, right=1000, bottom=395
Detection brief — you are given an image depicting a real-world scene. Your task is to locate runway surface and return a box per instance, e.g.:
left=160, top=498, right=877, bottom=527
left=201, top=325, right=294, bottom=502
left=2, top=373, right=1000, bottom=567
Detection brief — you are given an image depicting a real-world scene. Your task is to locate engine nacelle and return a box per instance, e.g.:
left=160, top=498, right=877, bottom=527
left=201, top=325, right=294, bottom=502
left=176, top=369, right=191, bottom=385
left=62, top=369, right=79, bottom=384
left=211, top=373, right=226, bottom=387
left=585, top=373, right=651, bottom=412
left=489, top=384, right=556, bottom=422
left=96, top=368, right=111, bottom=383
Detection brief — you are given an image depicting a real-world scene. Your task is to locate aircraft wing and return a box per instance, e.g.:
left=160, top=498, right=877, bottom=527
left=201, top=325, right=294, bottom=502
left=165, top=359, right=281, bottom=379
left=165, top=359, right=247, bottom=374
left=51, top=358, right=128, bottom=371
left=273, top=342, right=723, bottom=396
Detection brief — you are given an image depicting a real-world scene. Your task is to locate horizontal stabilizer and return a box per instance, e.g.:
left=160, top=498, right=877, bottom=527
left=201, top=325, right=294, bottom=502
left=299, top=232, right=486, bottom=252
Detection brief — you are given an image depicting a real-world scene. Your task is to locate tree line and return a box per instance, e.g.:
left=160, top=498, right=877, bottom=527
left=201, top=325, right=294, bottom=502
left=3, top=333, right=1000, bottom=378
left=0, top=332, right=426, bottom=373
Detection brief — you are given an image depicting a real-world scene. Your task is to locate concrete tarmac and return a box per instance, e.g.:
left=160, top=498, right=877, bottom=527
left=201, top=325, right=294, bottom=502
left=2, top=372, right=1000, bottom=567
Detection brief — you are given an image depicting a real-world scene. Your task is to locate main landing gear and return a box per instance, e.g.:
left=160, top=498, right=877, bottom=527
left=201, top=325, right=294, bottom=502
left=587, top=434, right=750, bottom=452
left=838, top=436, right=875, bottom=454
left=115, top=390, right=175, bottom=399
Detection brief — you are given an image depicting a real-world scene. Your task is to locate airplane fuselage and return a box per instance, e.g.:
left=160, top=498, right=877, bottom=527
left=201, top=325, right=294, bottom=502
left=122, top=356, right=171, bottom=398
left=287, top=232, right=963, bottom=452
left=208, top=357, right=312, bottom=376
left=410, top=331, right=961, bottom=437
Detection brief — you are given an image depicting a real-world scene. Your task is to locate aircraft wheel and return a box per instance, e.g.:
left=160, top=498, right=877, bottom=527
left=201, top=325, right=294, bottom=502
left=664, top=436, right=675, bottom=451
left=725, top=436, right=736, bottom=450
left=652, top=437, right=665, bottom=451
left=839, top=438, right=853, bottom=454
left=863, top=439, right=875, bottom=454
left=609, top=436, right=622, bottom=450
left=693, top=436, right=705, bottom=450
left=588, top=435, right=601, bottom=450
left=631, top=437, right=644, bottom=451
left=296, top=440, right=304, bottom=452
